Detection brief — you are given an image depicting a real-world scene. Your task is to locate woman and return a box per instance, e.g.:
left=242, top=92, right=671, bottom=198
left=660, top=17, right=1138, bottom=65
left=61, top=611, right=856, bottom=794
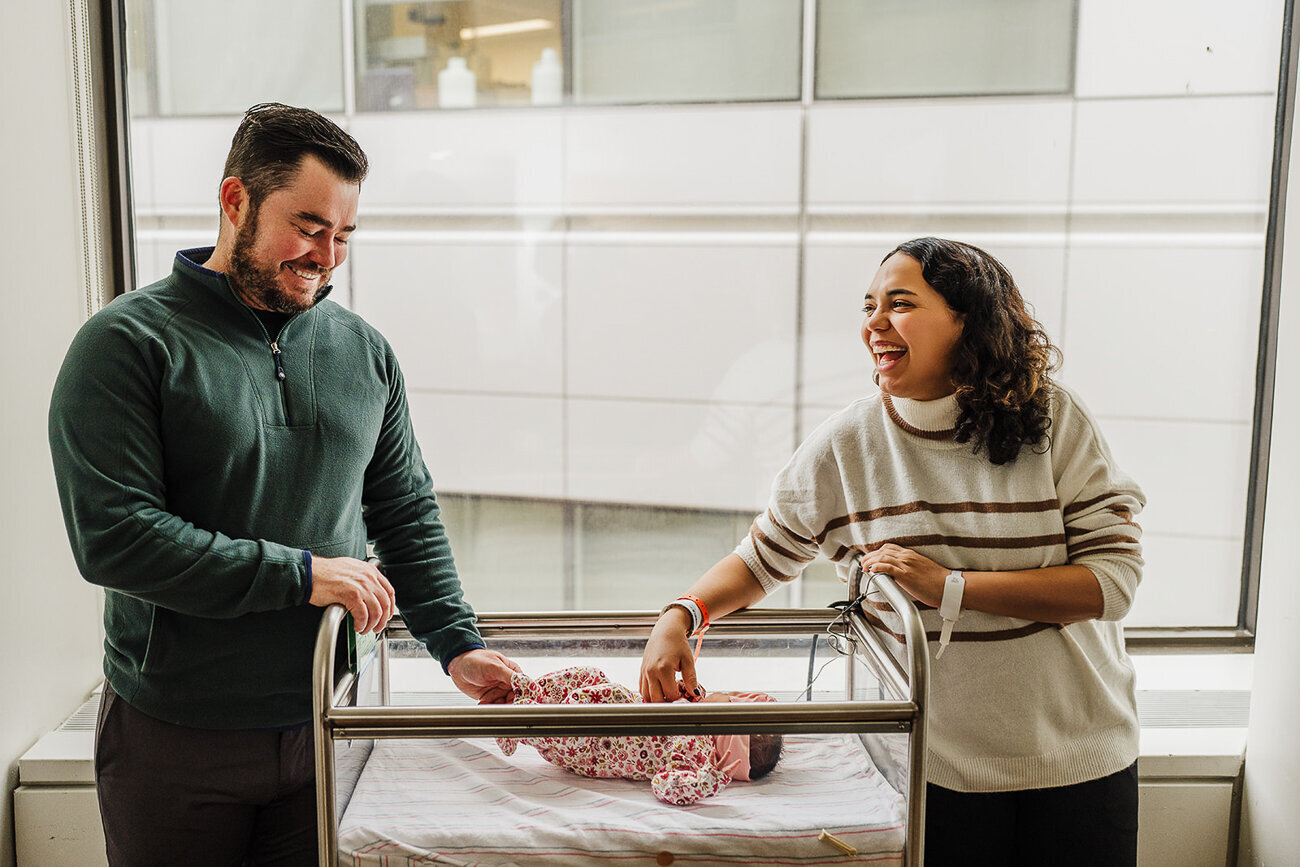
left=640, top=237, right=1144, bottom=865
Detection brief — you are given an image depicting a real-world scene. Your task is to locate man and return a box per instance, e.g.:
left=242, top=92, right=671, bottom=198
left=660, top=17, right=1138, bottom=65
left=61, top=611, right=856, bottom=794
left=48, top=103, right=520, bottom=865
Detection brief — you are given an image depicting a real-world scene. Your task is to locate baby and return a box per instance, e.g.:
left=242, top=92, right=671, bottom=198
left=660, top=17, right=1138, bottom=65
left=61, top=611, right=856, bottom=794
left=495, top=666, right=783, bottom=806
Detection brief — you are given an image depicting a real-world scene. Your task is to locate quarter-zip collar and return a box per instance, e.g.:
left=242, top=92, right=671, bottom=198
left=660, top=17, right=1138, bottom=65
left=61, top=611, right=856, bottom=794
left=174, top=247, right=334, bottom=327
left=175, top=247, right=328, bottom=406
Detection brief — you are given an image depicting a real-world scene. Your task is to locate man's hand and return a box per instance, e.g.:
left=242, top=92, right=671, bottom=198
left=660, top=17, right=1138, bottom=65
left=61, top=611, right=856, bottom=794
left=308, top=555, right=396, bottom=634
left=447, top=649, right=523, bottom=704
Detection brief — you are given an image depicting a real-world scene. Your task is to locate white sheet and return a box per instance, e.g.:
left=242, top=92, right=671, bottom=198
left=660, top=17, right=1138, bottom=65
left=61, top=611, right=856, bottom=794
left=338, top=732, right=905, bottom=866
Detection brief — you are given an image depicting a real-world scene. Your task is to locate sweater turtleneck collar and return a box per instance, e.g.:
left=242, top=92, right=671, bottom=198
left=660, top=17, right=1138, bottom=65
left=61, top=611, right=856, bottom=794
left=882, top=391, right=959, bottom=441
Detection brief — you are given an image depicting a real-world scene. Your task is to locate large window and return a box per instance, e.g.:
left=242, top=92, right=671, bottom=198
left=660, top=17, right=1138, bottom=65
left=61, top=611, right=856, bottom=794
left=120, top=0, right=1284, bottom=634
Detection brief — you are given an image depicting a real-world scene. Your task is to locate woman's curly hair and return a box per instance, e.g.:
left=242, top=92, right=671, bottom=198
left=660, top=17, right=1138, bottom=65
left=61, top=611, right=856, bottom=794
left=887, top=237, right=1061, bottom=465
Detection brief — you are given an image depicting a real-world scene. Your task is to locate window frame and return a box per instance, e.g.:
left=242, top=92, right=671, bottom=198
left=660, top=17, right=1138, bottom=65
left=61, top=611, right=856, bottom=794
left=95, top=0, right=1298, bottom=650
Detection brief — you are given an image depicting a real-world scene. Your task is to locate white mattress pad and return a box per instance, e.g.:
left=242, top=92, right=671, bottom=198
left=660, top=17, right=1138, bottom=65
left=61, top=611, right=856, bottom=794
left=338, top=731, right=905, bottom=865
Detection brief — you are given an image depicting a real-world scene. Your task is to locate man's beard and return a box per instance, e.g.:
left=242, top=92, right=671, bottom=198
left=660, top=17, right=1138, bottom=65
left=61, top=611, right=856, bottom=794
left=227, top=206, right=331, bottom=314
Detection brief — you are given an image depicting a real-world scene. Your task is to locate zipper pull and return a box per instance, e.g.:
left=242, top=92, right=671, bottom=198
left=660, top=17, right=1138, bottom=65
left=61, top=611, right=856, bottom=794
left=270, top=342, right=286, bottom=381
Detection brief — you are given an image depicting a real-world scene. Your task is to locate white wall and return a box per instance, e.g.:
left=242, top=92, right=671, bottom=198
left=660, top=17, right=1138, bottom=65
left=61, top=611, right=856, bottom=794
left=1238, top=73, right=1300, bottom=866
left=0, top=2, right=110, bottom=865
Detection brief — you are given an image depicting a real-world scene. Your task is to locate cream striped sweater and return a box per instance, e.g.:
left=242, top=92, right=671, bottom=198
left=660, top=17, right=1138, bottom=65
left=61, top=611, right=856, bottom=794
left=736, top=384, right=1145, bottom=792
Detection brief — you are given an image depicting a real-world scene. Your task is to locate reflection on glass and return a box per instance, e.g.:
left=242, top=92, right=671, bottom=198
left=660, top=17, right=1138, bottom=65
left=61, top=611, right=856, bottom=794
left=126, top=0, right=346, bottom=116
left=572, top=0, right=802, bottom=104
left=439, top=495, right=805, bottom=612
left=816, top=0, right=1074, bottom=99
left=125, top=0, right=154, bottom=116
left=575, top=503, right=761, bottom=610
left=436, top=495, right=567, bottom=611
left=356, top=0, right=564, bottom=110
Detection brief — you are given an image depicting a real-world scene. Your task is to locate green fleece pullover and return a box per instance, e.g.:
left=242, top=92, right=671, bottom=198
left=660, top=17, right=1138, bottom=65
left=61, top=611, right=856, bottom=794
left=49, top=248, right=483, bottom=729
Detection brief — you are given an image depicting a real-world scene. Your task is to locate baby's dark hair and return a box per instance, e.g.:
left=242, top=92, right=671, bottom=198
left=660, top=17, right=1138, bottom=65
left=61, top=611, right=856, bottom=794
left=749, top=733, right=784, bottom=779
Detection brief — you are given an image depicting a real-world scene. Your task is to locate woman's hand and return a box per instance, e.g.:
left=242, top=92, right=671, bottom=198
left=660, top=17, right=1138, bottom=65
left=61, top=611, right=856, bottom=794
left=639, top=607, right=698, bottom=703
left=860, top=546, right=1106, bottom=624
left=639, top=554, right=769, bottom=702
left=858, top=544, right=950, bottom=608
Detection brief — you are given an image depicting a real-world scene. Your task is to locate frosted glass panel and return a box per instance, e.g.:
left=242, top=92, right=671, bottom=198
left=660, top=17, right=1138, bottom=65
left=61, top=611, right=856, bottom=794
left=144, top=0, right=345, bottom=115
left=572, top=0, right=802, bottom=104
left=816, top=0, right=1074, bottom=98
left=438, top=496, right=799, bottom=612
left=574, top=504, right=794, bottom=610
left=438, top=495, right=568, bottom=611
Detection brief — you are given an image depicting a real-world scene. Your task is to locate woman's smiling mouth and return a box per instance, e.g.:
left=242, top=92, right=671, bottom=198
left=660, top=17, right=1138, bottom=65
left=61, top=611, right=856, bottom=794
left=872, top=343, right=907, bottom=368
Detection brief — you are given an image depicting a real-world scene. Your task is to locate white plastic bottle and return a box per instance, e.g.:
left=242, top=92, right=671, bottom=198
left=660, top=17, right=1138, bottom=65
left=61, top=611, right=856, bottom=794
left=531, top=47, right=563, bottom=106
left=439, top=57, right=477, bottom=108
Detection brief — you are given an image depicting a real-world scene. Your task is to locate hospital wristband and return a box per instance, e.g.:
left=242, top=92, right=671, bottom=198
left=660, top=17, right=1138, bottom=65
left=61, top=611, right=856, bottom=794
left=678, top=594, right=711, bottom=632
left=677, top=594, right=713, bottom=661
left=661, top=598, right=703, bottom=635
left=935, top=570, right=965, bottom=659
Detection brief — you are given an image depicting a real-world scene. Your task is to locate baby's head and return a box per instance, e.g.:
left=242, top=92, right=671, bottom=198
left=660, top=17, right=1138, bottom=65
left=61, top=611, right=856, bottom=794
left=748, top=732, right=783, bottom=779
left=704, top=690, right=784, bottom=780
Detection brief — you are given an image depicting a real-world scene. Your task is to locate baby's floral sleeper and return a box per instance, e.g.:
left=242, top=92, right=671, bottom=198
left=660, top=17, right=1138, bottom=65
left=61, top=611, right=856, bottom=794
left=496, top=666, right=730, bottom=805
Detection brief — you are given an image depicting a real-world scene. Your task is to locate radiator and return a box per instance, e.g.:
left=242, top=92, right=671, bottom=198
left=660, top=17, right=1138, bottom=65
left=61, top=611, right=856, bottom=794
left=14, top=691, right=105, bottom=867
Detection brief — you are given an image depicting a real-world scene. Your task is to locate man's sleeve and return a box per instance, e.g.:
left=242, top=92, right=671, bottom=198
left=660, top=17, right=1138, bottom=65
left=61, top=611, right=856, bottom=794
left=362, top=349, right=483, bottom=665
left=48, top=311, right=307, bottom=617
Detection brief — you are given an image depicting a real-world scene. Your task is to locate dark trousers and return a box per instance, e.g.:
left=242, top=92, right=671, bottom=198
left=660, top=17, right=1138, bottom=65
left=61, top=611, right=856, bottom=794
left=94, top=682, right=318, bottom=867
left=923, top=762, right=1139, bottom=866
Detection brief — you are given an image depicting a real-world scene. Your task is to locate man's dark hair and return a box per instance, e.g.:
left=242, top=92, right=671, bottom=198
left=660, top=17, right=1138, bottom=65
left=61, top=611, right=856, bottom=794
left=222, top=102, right=369, bottom=207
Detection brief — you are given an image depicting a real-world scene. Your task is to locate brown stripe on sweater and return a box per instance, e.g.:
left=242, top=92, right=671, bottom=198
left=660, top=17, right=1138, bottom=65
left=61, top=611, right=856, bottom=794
left=825, top=539, right=1047, bottom=565
left=860, top=609, right=1062, bottom=644
left=882, top=393, right=958, bottom=440
left=1066, top=532, right=1138, bottom=549
left=823, top=532, right=1066, bottom=566
left=750, top=526, right=814, bottom=565
left=1063, top=492, right=1118, bottom=517
left=752, top=545, right=799, bottom=584
left=1066, top=545, right=1138, bottom=558
left=852, top=533, right=1068, bottom=552
left=814, top=499, right=1062, bottom=544
left=866, top=598, right=935, bottom=612
left=768, top=509, right=813, bottom=545
left=1065, top=522, right=1139, bottom=541
left=829, top=544, right=865, bottom=564
left=1067, top=546, right=1141, bottom=560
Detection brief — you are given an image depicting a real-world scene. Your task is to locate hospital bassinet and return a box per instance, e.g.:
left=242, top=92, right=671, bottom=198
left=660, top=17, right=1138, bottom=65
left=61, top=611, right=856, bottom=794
left=311, top=569, right=930, bottom=865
